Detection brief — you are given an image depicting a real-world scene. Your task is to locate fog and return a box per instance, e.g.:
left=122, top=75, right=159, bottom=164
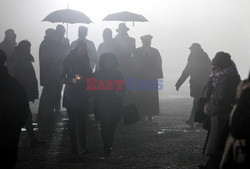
left=0, top=0, right=249, bottom=98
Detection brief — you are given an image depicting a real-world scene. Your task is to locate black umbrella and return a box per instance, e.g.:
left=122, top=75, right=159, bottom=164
left=42, top=9, right=92, bottom=37
left=102, top=11, right=148, bottom=26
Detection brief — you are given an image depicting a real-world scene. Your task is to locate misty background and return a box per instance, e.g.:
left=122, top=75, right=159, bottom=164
left=0, top=0, right=249, bottom=99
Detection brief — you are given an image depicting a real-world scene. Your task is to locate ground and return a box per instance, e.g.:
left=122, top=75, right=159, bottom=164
left=16, top=98, right=208, bottom=169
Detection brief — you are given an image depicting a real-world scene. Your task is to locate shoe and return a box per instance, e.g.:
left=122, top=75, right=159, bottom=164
left=186, top=120, right=194, bottom=128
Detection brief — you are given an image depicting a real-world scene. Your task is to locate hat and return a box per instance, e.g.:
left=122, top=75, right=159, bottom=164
left=79, top=26, right=88, bottom=32
left=116, top=23, right=129, bottom=32
left=212, top=52, right=232, bottom=69
left=189, top=43, right=201, bottom=50
left=0, top=49, right=7, bottom=65
left=140, top=34, right=153, bottom=41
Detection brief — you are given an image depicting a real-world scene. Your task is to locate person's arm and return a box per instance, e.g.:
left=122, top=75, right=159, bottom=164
left=175, top=61, right=191, bottom=91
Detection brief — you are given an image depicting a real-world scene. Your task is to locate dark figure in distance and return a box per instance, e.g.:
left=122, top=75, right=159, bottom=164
left=8, top=40, right=45, bottom=147
left=0, top=49, right=29, bottom=169
left=200, top=52, right=241, bottom=169
left=132, top=35, right=163, bottom=122
left=0, top=29, right=17, bottom=66
left=38, top=25, right=70, bottom=122
left=175, top=43, right=211, bottom=127
left=220, top=73, right=250, bottom=169
left=71, top=26, right=98, bottom=71
left=61, top=41, right=93, bottom=155
left=97, top=28, right=117, bottom=63
left=94, top=53, right=125, bottom=157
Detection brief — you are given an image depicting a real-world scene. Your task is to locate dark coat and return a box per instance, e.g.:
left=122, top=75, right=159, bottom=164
left=0, top=39, right=16, bottom=65
left=204, top=73, right=241, bottom=155
left=0, top=66, right=29, bottom=169
left=61, top=50, right=93, bottom=109
left=8, top=51, right=39, bottom=102
left=94, top=70, right=124, bottom=122
left=176, top=50, right=212, bottom=98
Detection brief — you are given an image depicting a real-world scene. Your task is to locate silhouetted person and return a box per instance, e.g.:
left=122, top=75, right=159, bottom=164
left=8, top=40, right=45, bottom=147
left=94, top=53, right=125, bottom=157
left=61, top=41, right=93, bottom=155
left=38, top=25, right=70, bottom=122
left=220, top=75, right=250, bottom=169
left=71, top=26, right=98, bottom=71
left=0, top=49, right=29, bottom=169
left=113, top=23, right=136, bottom=78
left=0, top=29, right=17, bottom=66
left=200, top=52, right=241, bottom=169
left=97, top=28, right=117, bottom=64
left=175, top=43, right=211, bottom=127
left=132, top=35, right=163, bottom=122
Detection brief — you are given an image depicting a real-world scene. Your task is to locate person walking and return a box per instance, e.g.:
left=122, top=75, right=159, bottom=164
left=94, top=53, right=125, bottom=157
left=175, top=43, right=211, bottom=127
left=61, top=41, right=93, bottom=155
left=8, top=40, right=46, bottom=147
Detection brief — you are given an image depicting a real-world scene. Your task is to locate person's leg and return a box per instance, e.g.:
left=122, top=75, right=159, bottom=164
left=66, top=107, right=78, bottom=154
left=108, top=121, right=118, bottom=148
left=186, top=97, right=198, bottom=127
left=77, top=108, right=88, bottom=153
left=100, top=121, right=111, bottom=156
left=25, top=107, right=45, bottom=147
left=54, top=83, right=63, bottom=116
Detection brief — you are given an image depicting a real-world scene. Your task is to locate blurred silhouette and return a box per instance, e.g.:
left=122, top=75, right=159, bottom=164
left=113, top=23, right=135, bottom=78
left=0, top=29, right=17, bottom=66
left=61, top=41, right=93, bottom=155
left=220, top=75, right=250, bottom=169
left=94, top=53, right=125, bottom=157
left=71, top=26, right=98, bottom=71
left=200, top=52, right=241, bottom=169
left=175, top=43, right=211, bottom=127
left=132, top=35, right=163, bottom=122
left=97, top=28, right=117, bottom=65
left=8, top=40, right=46, bottom=147
left=38, top=25, right=70, bottom=123
left=0, top=49, right=29, bottom=169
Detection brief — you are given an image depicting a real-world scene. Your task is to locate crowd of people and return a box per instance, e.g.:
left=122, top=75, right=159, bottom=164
left=0, top=22, right=249, bottom=169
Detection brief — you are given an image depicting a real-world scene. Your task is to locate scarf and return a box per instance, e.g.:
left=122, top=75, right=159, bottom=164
left=213, top=64, right=238, bottom=87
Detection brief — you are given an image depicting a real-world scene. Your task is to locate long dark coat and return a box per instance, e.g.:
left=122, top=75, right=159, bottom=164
left=0, top=39, right=16, bottom=65
left=131, top=46, right=163, bottom=116
left=204, top=73, right=241, bottom=155
left=93, top=70, right=124, bottom=122
left=61, top=50, right=93, bottom=109
left=176, top=50, right=211, bottom=98
left=0, top=66, right=29, bottom=169
left=8, top=51, right=38, bottom=102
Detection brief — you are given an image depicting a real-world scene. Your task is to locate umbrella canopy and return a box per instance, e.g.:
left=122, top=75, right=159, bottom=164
left=102, top=11, right=148, bottom=22
left=43, top=9, right=92, bottom=24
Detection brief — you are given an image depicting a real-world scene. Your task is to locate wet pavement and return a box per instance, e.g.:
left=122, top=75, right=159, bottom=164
left=16, top=98, right=208, bottom=169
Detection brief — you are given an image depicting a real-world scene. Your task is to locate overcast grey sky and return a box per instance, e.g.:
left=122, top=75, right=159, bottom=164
left=0, top=0, right=249, bottom=97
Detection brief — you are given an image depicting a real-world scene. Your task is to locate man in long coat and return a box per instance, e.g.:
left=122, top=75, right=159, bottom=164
left=175, top=43, right=211, bottom=127
left=132, top=35, right=163, bottom=122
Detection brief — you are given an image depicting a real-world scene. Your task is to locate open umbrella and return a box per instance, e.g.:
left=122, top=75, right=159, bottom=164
left=42, top=8, right=92, bottom=37
left=102, top=11, right=148, bottom=26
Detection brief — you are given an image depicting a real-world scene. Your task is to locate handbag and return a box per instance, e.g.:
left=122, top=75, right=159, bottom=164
left=122, top=103, right=140, bottom=125
left=194, top=86, right=209, bottom=123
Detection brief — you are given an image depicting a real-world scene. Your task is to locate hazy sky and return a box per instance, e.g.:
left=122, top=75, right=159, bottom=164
left=0, top=0, right=250, bottom=97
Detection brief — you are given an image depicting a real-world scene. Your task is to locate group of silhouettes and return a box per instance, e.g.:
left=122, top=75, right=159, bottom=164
left=175, top=43, right=250, bottom=169
left=0, top=23, right=163, bottom=168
